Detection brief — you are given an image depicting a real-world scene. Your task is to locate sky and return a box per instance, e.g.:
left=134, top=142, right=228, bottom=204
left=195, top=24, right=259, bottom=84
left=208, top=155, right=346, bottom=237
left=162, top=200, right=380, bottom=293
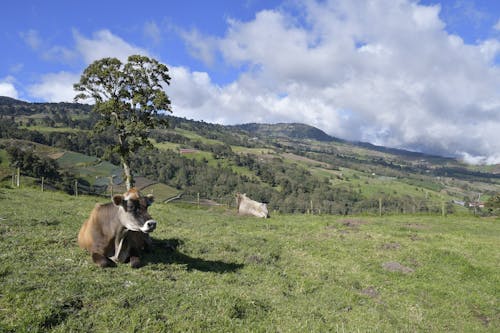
left=1, top=0, right=500, bottom=164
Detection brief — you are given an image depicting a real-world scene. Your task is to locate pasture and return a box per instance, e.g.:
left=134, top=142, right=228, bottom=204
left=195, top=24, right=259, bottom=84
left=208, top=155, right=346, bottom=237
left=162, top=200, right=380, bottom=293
left=0, top=188, right=498, bottom=332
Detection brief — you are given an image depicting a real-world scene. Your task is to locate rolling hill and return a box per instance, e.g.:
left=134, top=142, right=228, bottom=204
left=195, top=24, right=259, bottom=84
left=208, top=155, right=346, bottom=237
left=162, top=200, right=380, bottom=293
left=0, top=97, right=498, bottom=214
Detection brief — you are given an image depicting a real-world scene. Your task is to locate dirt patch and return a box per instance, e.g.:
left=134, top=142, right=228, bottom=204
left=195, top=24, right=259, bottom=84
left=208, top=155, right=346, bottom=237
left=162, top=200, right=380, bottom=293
left=410, top=234, right=423, bottom=241
left=360, top=287, right=379, bottom=298
left=382, top=261, right=414, bottom=274
left=405, top=223, right=429, bottom=230
left=381, top=243, right=401, bottom=250
left=471, top=307, right=491, bottom=327
left=48, top=152, right=65, bottom=159
left=245, top=255, right=264, bottom=264
left=340, top=219, right=369, bottom=227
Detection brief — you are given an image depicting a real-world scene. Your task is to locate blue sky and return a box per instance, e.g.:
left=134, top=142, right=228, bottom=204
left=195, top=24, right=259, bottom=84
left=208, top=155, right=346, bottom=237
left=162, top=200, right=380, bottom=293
left=1, top=0, right=500, bottom=164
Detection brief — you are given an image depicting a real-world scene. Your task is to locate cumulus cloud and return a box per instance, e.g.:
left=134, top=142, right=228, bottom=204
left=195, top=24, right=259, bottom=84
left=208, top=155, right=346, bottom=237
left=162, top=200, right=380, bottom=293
left=179, top=28, right=218, bottom=67
left=22, top=1, right=500, bottom=164
left=170, top=0, right=500, bottom=164
left=0, top=77, right=19, bottom=99
left=73, top=29, right=150, bottom=63
left=28, top=72, right=80, bottom=102
left=28, top=30, right=150, bottom=102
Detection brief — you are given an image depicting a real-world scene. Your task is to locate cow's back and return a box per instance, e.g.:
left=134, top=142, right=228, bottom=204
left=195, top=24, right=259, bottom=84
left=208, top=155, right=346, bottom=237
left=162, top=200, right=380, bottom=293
left=78, top=202, right=118, bottom=255
left=238, top=197, right=269, bottom=218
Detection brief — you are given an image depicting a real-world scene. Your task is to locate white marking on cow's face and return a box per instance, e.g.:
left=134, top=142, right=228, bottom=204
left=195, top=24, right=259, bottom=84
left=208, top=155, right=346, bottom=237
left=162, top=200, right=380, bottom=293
left=117, top=204, right=156, bottom=233
left=140, top=219, right=157, bottom=233
left=117, top=191, right=157, bottom=233
left=118, top=206, right=144, bottom=231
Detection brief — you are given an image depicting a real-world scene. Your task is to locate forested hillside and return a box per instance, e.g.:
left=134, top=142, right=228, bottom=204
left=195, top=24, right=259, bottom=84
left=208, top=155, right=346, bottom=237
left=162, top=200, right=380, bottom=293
left=1, top=97, right=499, bottom=215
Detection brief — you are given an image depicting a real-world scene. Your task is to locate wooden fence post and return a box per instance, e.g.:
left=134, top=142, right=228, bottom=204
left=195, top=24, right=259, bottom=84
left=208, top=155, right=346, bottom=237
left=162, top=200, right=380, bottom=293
left=379, top=197, right=382, bottom=217
left=74, top=180, right=78, bottom=197
left=41, top=177, right=44, bottom=192
left=16, top=167, right=20, bottom=188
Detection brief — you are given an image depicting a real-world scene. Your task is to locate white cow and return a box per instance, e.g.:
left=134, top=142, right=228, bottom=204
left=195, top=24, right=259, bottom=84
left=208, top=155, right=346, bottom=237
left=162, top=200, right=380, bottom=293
left=236, top=193, right=269, bottom=218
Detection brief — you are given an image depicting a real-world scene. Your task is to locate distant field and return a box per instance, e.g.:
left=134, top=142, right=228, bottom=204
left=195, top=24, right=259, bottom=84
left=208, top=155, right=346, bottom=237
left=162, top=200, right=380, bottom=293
left=18, top=125, right=85, bottom=133
left=0, top=188, right=498, bottom=332
left=56, top=151, right=99, bottom=168
left=141, top=182, right=180, bottom=202
left=232, top=146, right=275, bottom=155
left=175, top=128, right=222, bottom=145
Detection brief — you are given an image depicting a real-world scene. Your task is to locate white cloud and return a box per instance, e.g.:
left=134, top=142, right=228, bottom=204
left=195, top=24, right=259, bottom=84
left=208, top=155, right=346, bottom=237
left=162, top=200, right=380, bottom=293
left=20, top=1, right=500, bottom=164
left=168, top=0, right=500, bottom=164
left=144, top=21, right=162, bottom=45
left=179, top=28, right=218, bottom=66
left=74, top=29, right=150, bottom=64
left=495, top=18, right=500, bottom=31
left=460, top=152, right=500, bottom=165
left=42, top=45, right=79, bottom=64
left=28, top=30, right=152, bottom=102
left=28, top=72, right=79, bottom=102
left=0, top=77, right=19, bottom=99
left=20, top=29, right=42, bottom=50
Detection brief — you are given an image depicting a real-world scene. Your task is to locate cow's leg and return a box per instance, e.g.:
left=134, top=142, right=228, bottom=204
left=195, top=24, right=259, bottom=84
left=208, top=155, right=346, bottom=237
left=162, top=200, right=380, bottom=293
left=128, top=248, right=141, bottom=268
left=129, top=255, right=141, bottom=268
left=143, top=233, right=153, bottom=253
left=92, top=253, right=116, bottom=268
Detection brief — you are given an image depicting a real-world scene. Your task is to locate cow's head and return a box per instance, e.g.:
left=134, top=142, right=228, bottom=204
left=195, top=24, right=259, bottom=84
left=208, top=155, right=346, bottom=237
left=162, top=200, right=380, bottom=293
left=235, top=192, right=246, bottom=208
left=113, top=188, right=157, bottom=233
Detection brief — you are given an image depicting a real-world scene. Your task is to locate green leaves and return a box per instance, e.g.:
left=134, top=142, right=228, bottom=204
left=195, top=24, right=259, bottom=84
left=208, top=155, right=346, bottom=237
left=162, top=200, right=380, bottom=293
left=73, top=55, right=172, bottom=188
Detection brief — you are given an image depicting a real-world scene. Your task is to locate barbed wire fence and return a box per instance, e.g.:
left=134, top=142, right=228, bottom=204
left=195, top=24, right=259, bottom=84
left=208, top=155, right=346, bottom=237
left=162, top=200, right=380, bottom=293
left=3, top=169, right=484, bottom=216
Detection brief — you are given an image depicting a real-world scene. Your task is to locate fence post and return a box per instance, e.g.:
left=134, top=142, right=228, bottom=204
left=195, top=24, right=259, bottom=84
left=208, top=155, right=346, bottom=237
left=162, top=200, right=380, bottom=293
left=441, top=200, right=445, bottom=217
left=109, top=176, right=114, bottom=198
left=41, top=177, right=44, bottom=192
left=16, top=167, right=20, bottom=187
left=197, top=192, right=200, bottom=208
left=379, top=197, right=382, bottom=217
left=74, top=180, right=78, bottom=197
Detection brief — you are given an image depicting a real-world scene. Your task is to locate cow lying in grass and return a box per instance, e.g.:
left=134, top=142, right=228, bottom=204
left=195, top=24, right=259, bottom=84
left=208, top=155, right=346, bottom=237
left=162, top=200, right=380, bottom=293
left=236, top=192, right=270, bottom=218
left=78, top=188, right=157, bottom=268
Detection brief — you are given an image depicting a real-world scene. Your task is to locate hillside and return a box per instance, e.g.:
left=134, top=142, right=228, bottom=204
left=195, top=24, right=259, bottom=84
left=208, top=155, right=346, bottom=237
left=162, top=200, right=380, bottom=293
left=0, top=97, right=498, bottom=214
left=233, top=122, right=339, bottom=142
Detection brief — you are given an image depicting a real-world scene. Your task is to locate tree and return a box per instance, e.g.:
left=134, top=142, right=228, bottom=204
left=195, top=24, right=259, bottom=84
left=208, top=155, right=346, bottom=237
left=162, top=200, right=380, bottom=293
left=74, top=55, right=172, bottom=189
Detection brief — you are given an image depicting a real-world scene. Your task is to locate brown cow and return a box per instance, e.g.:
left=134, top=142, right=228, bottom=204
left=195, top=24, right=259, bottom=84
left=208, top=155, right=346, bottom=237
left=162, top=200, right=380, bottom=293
left=78, top=188, right=157, bottom=268
left=236, top=192, right=270, bottom=218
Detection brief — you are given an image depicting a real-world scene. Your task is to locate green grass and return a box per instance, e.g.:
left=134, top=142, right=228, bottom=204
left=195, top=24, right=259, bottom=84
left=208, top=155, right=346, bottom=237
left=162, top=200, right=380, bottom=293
left=55, top=151, right=99, bottom=168
left=174, top=128, right=223, bottom=145
left=19, top=125, right=85, bottom=133
left=0, top=149, right=11, bottom=180
left=141, top=183, right=180, bottom=202
left=0, top=187, right=498, bottom=332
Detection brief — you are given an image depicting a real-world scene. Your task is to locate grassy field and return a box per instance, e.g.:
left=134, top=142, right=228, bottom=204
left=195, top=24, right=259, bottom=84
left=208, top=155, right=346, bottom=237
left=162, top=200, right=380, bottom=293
left=0, top=187, right=498, bottom=332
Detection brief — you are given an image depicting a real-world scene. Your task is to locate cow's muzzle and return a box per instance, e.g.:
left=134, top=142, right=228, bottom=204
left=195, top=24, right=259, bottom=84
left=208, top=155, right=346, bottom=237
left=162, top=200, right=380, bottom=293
left=141, top=219, right=157, bottom=233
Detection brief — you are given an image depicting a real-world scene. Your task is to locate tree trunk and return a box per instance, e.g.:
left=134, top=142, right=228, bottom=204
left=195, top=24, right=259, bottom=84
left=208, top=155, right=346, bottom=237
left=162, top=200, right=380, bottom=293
left=118, top=134, right=134, bottom=191
left=122, top=158, right=134, bottom=190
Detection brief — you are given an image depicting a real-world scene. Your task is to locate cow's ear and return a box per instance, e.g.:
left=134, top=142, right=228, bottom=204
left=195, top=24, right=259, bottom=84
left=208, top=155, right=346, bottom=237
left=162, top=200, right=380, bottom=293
left=146, top=194, right=154, bottom=206
left=112, top=195, right=124, bottom=207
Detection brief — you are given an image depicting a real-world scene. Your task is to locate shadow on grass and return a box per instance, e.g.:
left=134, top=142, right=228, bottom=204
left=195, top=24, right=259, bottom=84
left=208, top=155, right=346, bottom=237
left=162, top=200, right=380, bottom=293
left=144, top=238, right=244, bottom=273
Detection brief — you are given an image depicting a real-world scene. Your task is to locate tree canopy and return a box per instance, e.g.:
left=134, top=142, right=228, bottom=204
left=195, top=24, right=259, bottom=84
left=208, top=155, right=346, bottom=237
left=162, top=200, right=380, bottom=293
left=74, top=55, right=172, bottom=189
